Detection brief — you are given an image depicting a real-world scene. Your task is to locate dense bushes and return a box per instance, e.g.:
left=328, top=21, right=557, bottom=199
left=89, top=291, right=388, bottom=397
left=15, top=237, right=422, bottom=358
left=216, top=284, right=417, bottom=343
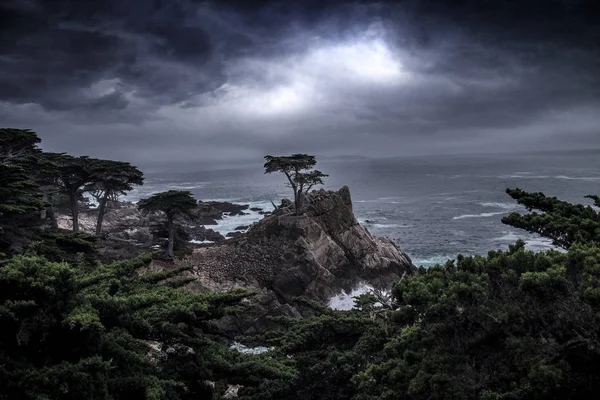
left=3, top=127, right=600, bottom=398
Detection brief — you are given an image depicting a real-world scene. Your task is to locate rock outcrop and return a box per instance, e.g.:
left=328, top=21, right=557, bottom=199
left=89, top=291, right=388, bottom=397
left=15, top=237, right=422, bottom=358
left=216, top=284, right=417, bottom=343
left=56, top=201, right=250, bottom=245
left=179, top=186, right=415, bottom=335
left=56, top=200, right=248, bottom=260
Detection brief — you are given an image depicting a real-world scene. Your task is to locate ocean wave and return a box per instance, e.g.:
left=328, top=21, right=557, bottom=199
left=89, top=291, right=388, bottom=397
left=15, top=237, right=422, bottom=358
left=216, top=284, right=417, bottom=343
left=554, top=175, right=600, bottom=181
left=208, top=202, right=274, bottom=236
left=356, top=197, right=407, bottom=204
left=452, top=211, right=507, bottom=220
left=166, top=182, right=211, bottom=190
left=203, top=197, right=241, bottom=203
left=499, top=174, right=551, bottom=179
left=412, top=254, right=456, bottom=267
left=328, top=283, right=374, bottom=310
left=478, top=202, right=518, bottom=210
left=372, top=223, right=411, bottom=229
left=358, top=219, right=411, bottom=229
left=498, top=174, right=600, bottom=181
left=493, top=231, right=558, bottom=251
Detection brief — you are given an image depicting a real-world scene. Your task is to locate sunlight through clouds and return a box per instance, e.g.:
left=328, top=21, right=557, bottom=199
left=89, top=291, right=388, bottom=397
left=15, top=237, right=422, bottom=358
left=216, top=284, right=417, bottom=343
left=200, top=33, right=408, bottom=119
left=305, top=39, right=405, bottom=83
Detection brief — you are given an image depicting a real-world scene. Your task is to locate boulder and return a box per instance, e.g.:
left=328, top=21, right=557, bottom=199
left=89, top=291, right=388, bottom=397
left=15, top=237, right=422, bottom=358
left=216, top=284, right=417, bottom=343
left=185, top=225, right=226, bottom=242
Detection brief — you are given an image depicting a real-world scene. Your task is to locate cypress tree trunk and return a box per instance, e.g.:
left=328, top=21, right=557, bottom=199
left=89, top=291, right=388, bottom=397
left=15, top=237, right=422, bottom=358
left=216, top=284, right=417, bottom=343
left=46, top=192, right=58, bottom=229
left=48, top=205, right=58, bottom=229
left=167, top=216, right=174, bottom=258
left=40, top=192, right=47, bottom=219
left=69, top=191, right=79, bottom=232
left=293, top=187, right=300, bottom=216
left=95, top=193, right=108, bottom=236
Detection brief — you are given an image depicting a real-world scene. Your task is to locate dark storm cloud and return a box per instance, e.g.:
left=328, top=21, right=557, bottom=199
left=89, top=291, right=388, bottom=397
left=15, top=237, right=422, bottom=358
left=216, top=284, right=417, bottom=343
left=0, top=0, right=226, bottom=117
left=1, top=0, right=599, bottom=163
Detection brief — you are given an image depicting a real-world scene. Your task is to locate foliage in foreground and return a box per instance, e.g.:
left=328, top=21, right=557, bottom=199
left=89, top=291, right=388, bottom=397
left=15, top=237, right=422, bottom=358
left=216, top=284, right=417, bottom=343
left=503, top=188, right=600, bottom=249
left=4, top=125, right=600, bottom=399
left=0, top=254, right=293, bottom=399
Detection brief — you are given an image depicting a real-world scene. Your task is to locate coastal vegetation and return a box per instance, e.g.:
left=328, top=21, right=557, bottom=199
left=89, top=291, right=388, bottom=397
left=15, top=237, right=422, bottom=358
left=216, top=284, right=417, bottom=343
left=264, top=154, right=328, bottom=215
left=138, top=191, right=197, bottom=258
left=2, top=128, right=600, bottom=399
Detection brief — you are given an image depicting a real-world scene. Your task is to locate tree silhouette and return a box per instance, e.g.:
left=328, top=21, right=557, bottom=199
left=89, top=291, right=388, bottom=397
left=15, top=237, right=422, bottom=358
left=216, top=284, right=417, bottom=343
left=264, top=154, right=328, bottom=215
left=137, top=190, right=197, bottom=258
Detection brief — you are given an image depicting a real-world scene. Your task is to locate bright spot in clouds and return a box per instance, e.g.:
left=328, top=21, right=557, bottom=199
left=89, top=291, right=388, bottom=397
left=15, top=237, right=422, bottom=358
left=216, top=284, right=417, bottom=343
left=306, top=40, right=404, bottom=83
left=200, top=36, right=407, bottom=118
left=215, top=81, right=312, bottom=117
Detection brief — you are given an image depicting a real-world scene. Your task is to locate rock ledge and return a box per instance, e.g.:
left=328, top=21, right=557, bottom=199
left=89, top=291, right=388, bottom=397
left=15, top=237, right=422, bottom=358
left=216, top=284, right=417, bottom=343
left=179, top=186, right=415, bottom=335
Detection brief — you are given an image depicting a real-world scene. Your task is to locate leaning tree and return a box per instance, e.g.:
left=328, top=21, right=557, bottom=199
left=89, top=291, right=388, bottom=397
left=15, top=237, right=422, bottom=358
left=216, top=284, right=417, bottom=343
left=137, top=190, right=197, bottom=258
left=86, top=159, right=144, bottom=235
left=264, top=154, right=328, bottom=215
left=46, top=154, right=96, bottom=232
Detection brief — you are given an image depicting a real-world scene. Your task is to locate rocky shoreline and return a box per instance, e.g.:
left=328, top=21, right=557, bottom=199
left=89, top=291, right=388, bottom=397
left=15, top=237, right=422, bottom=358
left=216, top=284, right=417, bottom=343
left=166, top=186, right=414, bottom=335
left=58, top=186, right=415, bottom=335
left=57, top=199, right=270, bottom=246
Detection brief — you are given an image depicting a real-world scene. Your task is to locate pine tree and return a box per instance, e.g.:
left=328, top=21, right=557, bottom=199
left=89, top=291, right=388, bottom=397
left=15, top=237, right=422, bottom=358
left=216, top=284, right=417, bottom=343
left=138, top=191, right=197, bottom=258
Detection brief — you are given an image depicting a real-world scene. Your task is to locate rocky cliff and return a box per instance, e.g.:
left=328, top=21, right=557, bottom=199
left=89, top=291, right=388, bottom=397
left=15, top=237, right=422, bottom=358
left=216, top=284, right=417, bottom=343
left=178, top=186, right=415, bottom=335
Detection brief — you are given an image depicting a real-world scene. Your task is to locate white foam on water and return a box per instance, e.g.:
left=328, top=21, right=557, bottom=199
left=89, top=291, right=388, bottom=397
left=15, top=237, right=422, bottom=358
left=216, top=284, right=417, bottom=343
left=498, top=174, right=600, bottom=181
left=356, top=198, right=406, bottom=204
left=372, top=223, right=411, bottom=229
left=453, top=211, right=507, bottom=220
left=494, top=231, right=559, bottom=251
left=328, top=282, right=374, bottom=310
left=230, top=341, right=272, bottom=355
left=189, top=239, right=214, bottom=244
left=526, top=238, right=560, bottom=251
left=166, top=182, right=211, bottom=190
left=554, top=175, right=600, bottom=181
left=209, top=200, right=274, bottom=237
left=412, top=254, right=456, bottom=267
left=499, top=174, right=551, bottom=179
left=478, top=202, right=519, bottom=210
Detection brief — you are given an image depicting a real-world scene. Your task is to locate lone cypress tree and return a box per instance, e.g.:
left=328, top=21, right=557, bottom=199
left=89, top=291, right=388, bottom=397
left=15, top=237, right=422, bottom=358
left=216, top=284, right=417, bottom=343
left=264, top=154, right=328, bottom=215
left=137, top=190, right=197, bottom=258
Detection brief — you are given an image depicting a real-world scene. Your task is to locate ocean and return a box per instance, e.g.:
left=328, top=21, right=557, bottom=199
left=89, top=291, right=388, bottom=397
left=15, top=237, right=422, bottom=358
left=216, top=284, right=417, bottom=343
left=127, top=150, right=600, bottom=268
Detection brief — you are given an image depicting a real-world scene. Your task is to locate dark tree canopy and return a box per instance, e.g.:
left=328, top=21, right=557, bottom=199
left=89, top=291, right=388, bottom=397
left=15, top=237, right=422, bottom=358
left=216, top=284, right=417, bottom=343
left=45, top=154, right=96, bottom=232
left=0, top=129, right=45, bottom=255
left=502, top=188, right=600, bottom=249
left=85, top=159, right=144, bottom=235
left=138, top=190, right=197, bottom=220
left=0, top=129, right=44, bottom=218
left=264, top=154, right=328, bottom=215
left=0, top=128, right=41, bottom=166
left=0, top=254, right=292, bottom=400
left=0, top=165, right=43, bottom=219
left=138, top=190, right=197, bottom=258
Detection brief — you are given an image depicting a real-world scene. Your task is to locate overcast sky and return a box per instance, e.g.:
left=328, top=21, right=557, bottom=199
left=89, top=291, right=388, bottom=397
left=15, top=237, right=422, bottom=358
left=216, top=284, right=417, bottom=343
left=1, top=0, right=599, bottom=166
